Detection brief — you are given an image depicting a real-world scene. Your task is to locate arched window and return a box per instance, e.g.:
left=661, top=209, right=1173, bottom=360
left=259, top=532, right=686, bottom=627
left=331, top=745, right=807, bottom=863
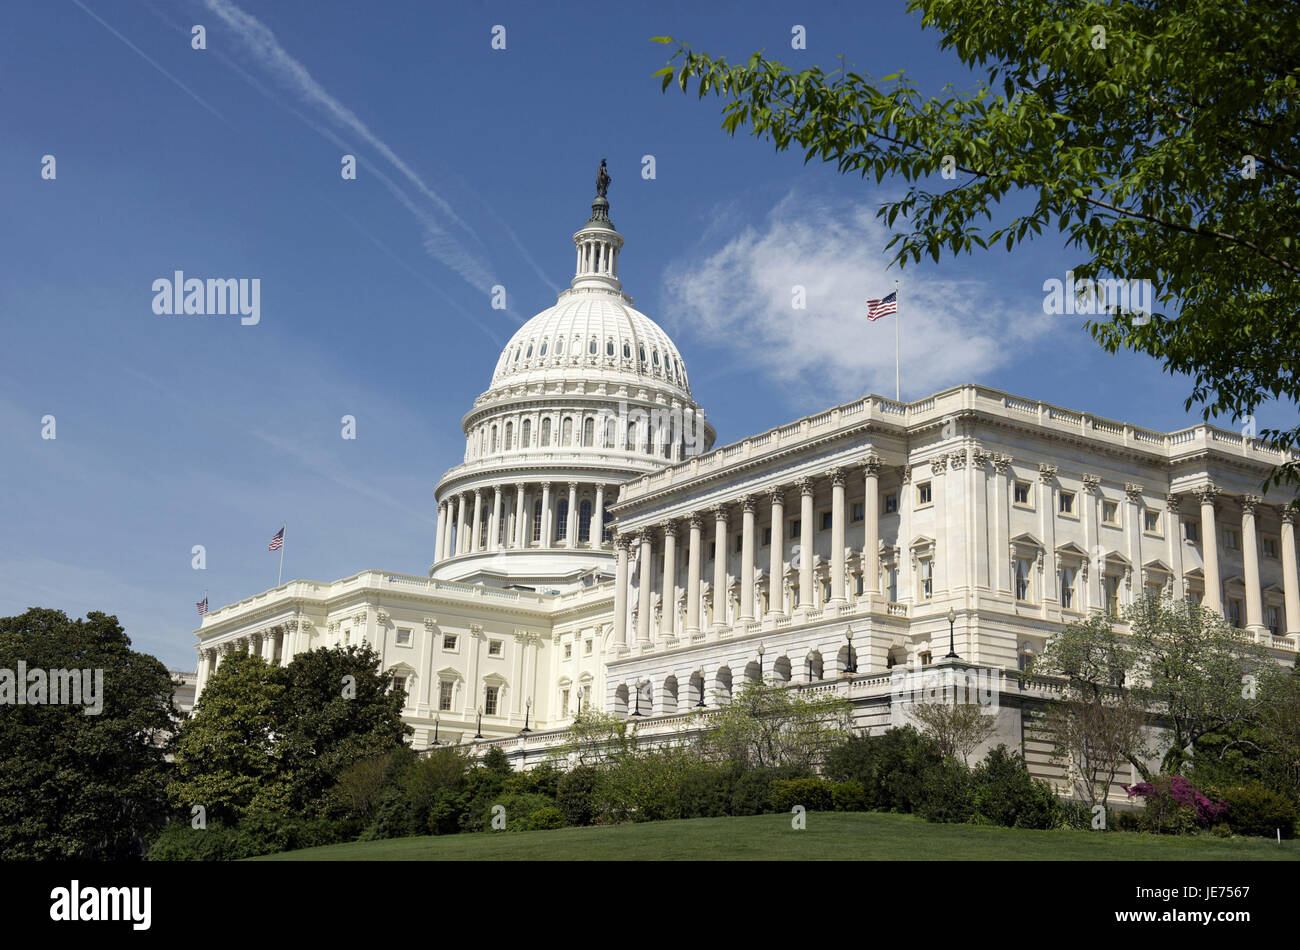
left=490, top=424, right=498, bottom=453
left=606, top=339, right=614, bottom=357
left=561, top=417, right=573, bottom=446
left=663, top=417, right=675, bottom=459
left=582, top=417, right=594, bottom=447
left=639, top=345, right=646, bottom=364
left=504, top=421, right=513, bottom=450
left=626, top=421, right=637, bottom=452
left=556, top=338, right=565, bottom=356
left=589, top=338, right=598, bottom=355
left=525, top=343, right=533, bottom=358
left=521, top=419, right=531, bottom=447
left=532, top=499, right=543, bottom=542
left=540, top=418, right=551, bottom=446
left=556, top=499, right=569, bottom=541
left=652, top=348, right=660, bottom=367
left=623, top=342, right=631, bottom=359
left=539, top=339, right=549, bottom=356
left=512, top=346, right=520, bottom=363
left=578, top=499, right=593, bottom=542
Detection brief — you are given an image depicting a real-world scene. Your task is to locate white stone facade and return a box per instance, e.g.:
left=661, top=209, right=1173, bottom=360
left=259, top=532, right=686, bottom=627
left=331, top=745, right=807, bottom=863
left=193, top=183, right=1300, bottom=789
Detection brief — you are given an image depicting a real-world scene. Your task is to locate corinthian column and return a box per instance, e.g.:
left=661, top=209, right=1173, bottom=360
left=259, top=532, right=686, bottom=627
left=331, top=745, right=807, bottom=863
left=686, top=515, right=702, bottom=634
left=862, top=457, right=880, bottom=596
left=565, top=482, right=579, bottom=550
left=713, top=506, right=728, bottom=626
left=829, top=469, right=847, bottom=605
left=593, top=484, right=606, bottom=549
left=514, top=483, right=527, bottom=548
left=740, top=496, right=756, bottom=622
left=1242, top=495, right=1264, bottom=633
left=433, top=502, right=446, bottom=566
left=798, top=477, right=815, bottom=609
left=540, top=482, right=553, bottom=549
left=1198, top=485, right=1222, bottom=614
left=471, top=490, right=484, bottom=553
left=1281, top=506, right=1300, bottom=636
left=490, top=486, right=503, bottom=551
left=768, top=487, right=786, bottom=615
left=637, top=532, right=653, bottom=645
left=614, top=535, right=630, bottom=651
left=661, top=522, right=678, bottom=640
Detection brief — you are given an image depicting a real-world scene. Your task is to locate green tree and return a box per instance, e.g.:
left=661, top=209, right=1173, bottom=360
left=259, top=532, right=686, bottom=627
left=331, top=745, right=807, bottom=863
left=271, top=644, right=410, bottom=811
left=0, top=608, right=177, bottom=859
left=169, top=651, right=286, bottom=824
left=907, top=699, right=998, bottom=765
left=655, top=2, right=1300, bottom=488
left=696, top=680, right=852, bottom=770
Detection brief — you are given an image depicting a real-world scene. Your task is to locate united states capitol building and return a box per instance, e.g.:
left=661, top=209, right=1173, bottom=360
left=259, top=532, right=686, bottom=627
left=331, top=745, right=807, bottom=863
left=193, top=174, right=1300, bottom=789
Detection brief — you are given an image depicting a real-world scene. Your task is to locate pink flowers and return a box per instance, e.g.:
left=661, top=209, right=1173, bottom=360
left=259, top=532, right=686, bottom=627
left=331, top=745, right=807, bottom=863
left=1123, top=775, right=1226, bottom=827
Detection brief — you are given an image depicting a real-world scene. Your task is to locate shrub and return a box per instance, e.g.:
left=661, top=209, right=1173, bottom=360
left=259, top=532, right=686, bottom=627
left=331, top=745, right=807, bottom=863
left=486, top=792, right=554, bottom=831
left=678, top=765, right=732, bottom=819
left=594, top=749, right=693, bottom=823
left=1113, top=809, right=1142, bottom=833
left=556, top=765, right=600, bottom=826
left=1123, top=775, right=1225, bottom=834
left=1212, top=822, right=1232, bottom=838
left=147, top=813, right=346, bottom=860
left=769, top=778, right=834, bottom=813
left=1218, top=785, right=1298, bottom=838
left=824, top=728, right=945, bottom=814
left=729, top=765, right=812, bottom=816
left=831, top=780, right=869, bottom=812
left=524, top=806, right=567, bottom=831
left=916, top=759, right=974, bottom=824
left=1059, top=799, right=1100, bottom=831
left=970, top=746, right=1062, bottom=830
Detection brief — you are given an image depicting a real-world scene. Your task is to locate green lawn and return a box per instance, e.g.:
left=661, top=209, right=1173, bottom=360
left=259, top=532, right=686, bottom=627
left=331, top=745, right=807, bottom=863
left=253, top=811, right=1300, bottom=861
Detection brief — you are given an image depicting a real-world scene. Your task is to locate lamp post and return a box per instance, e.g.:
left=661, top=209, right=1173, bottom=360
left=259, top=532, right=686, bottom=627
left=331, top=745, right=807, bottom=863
left=945, top=607, right=959, bottom=659
left=757, top=642, right=765, bottom=683
left=575, top=690, right=582, bottom=716
left=695, top=672, right=706, bottom=708
left=631, top=680, right=643, bottom=717
left=521, top=696, right=533, bottom=734
left=844, top=626, right=856, bottom=674
left=474, top=705, right=483, bottom=740
left=431, top=715, right=441, bottom=748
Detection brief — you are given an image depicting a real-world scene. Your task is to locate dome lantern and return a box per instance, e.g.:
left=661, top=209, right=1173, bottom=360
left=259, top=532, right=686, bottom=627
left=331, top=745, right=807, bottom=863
left=571, top=158, right=624, bottom=293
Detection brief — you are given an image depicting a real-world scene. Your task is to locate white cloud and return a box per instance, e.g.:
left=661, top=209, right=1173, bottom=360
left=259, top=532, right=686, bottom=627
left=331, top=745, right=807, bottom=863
left=662, top=191, right=1050, bottom=406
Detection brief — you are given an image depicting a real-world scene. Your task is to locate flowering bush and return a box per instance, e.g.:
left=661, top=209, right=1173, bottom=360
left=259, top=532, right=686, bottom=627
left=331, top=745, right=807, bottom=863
left=1122, top=775, right=1226, bottom=834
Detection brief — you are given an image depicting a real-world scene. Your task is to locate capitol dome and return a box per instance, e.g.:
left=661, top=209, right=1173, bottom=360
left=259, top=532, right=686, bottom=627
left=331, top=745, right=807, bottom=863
left=430, top=162, right=715, bottom=592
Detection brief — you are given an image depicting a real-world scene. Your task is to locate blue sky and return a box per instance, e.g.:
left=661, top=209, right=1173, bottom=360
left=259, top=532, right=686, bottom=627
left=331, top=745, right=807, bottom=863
left=2, top=0, right=1283, bottom=669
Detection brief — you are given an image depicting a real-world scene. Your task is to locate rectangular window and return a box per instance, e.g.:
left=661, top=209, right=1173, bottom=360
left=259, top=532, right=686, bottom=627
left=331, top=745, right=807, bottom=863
left=564, top=643, right=572, bottom=660
left=852, top=501, right=864, bottom=522
left=820, top=511, right=833, bottom=531
left=1267, top=606, right=1280, bottom=637
left=560, top=689, right=570, bottom=718
left=709, top=541, right=716, bottom=560
left=392, top=675, right=408, bottom=698
left=1060, top=566, right=1077, bottom=609
left=883, top=492, right=898, bottom=514
left=1227, top=598, right=1242, bottom=628
left=484, top=685, right=500, bottom=716
left=1102, top=500, right=1119, bottom=524
left=1058, top=491, right=1075, bottom=516
left=887, top=567, right=898, bottom=603
left=762, top=526, right=772, bottom=546
left=1184, top=519, right=1200, bottom=542
left=1015, top=557, right=1033, bottom=602
left=1224, top=528, right=1240, bottom=550
left=790, top=519, right=801, bottom=539
left=442, top=634, right=458, bottom=651
left=395, top=628, right=412, bottom=646
left=855, top=573, right=864, bottom=596
left=1014, top=481, right=1031, bottom=506
left=821, top=580, right=832, bottom=604
left=917, top=482, right=933, bottom=506
left=585, top=639, right=593, bottom=655
left=920, top=558, right=933, bottom=600
left=582, top=684, right=591, bottom=706
left=1103, top=575, right=1121, bottom=616
left=734, top=533, right=743, bottom=553
left=438, top=679, right=454, bottom=711
left=1144, top=511, right=1161, bottom=534
left=1263, top=537, right=1278, bottom=558
left=488, top=639, right=503, bottom=656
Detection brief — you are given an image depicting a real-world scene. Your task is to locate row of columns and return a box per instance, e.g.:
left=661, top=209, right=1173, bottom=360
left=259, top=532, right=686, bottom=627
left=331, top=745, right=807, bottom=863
left=433, top=481, right=610, bottom=562
left=611, top=460, right=884, bottom=651
left=1197, top=488, right=1300, bottom=634
left=195, top=625, right=295, bottom=697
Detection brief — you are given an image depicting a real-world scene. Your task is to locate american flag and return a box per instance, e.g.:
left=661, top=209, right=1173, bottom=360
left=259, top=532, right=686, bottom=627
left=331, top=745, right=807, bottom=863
left=268, top=526, right=285, bottom=551
left=196, top=596, right=208, bottom=616
left=866, top=290, right=898, bottom=321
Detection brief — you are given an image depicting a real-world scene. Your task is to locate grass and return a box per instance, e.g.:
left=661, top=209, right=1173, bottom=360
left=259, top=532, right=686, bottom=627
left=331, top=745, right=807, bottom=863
left=252, top=811, right=1300, bottom=861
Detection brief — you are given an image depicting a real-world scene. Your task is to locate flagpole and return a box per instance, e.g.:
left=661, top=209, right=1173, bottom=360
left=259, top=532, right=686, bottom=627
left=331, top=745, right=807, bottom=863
left=277, top=525, right=285, bottom=587
left=894, top=279, right=900, bottom=401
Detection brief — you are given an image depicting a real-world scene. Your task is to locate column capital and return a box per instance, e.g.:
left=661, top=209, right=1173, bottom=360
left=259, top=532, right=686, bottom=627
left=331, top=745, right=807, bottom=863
left=1165, top=492, right=1181, bottom=513
left=1196, top=484, right=1221, bottom=505
left=568, top=481, right=580, bottom=492
left=712, top=504, right=729, bottom=523
left=688, top=514, right=704, bottom=532
left=930, top=456, right=948, bottom=476
left=659, top=520, right=680, bottom=539
left=1081, top=473, right=1101, bottom=493
left=992, top=453, right=1013, bottom=475
left=829, top=467, right=847, bottom=487
left=862, top=454, right=882, bottom=477
left=514, top=481, right=526, bottom=492
left=614, top=533, right=632, bottom=552
left=948, top=451, right=968, bottom=470
left=1241, top=494, right=1262, bottom=514
left=1281, top=505, right=1296, bottom=525
left=797, top=476, right=817, bottom=497
left=741, top=494, right=758, bottom=513
left=474, top=488, right=483, bottom=500
left=1124, top=482, right=1144, bottom=503
left=901, top=464, right=913, bottom=484
left=766, top=485, right=787, bottom=506
left=1038, top=463, right=1058, bottom=483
